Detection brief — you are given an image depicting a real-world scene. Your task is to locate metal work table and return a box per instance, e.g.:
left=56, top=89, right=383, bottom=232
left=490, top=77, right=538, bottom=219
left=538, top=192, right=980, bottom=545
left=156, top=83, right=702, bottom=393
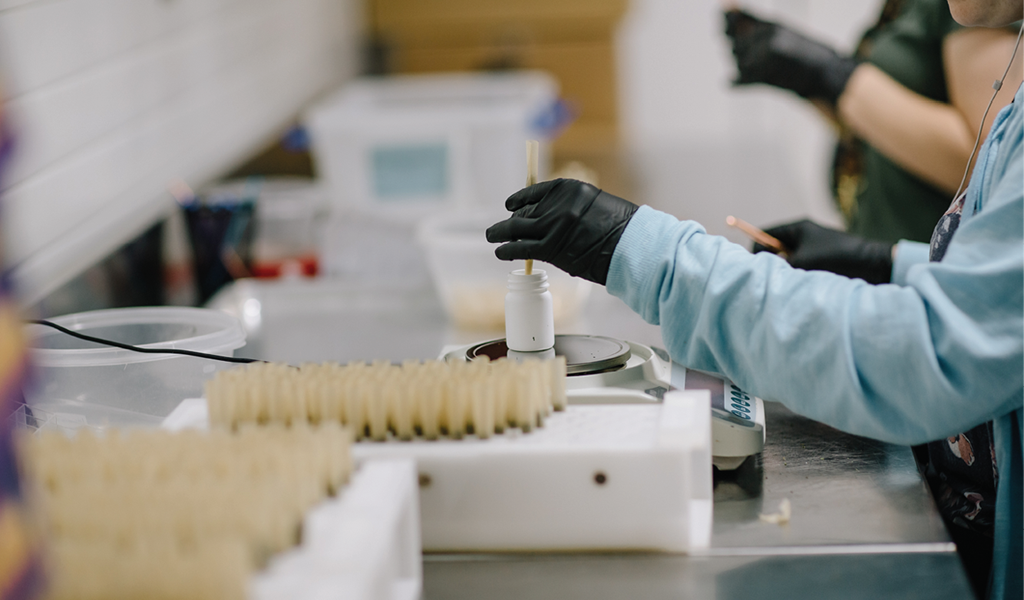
left=212, top=278, right=973, bottom=599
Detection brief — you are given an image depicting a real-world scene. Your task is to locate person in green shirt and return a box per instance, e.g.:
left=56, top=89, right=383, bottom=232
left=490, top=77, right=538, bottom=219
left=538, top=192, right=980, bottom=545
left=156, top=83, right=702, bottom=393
left=725, top=0, right=1022, bottom=245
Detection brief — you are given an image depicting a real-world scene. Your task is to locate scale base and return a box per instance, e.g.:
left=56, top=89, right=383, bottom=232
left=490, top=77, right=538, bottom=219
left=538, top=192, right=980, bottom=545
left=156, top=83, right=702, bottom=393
left=441, top=334, right=765, bottom=470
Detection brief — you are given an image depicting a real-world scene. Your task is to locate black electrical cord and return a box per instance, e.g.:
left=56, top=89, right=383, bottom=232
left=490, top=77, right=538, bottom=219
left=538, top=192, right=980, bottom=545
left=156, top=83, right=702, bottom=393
left=28, top=319, right=263, bottom=364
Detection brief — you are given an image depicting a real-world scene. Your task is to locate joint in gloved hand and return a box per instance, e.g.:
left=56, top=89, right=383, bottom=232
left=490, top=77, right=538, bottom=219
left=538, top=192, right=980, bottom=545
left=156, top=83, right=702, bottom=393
left=723, top=7, right=859, bottom=106
left=485, top=179, right=639, bottom=286
left=753, top=219, right=893, bottom=284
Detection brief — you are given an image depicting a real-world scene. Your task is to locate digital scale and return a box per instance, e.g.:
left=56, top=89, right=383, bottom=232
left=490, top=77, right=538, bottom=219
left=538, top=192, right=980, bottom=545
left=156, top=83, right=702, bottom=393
left=442, top=334, right=765, bottom=470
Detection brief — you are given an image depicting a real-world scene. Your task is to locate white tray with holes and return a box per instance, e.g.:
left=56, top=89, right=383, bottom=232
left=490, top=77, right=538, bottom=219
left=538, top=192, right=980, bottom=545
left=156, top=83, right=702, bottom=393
left=250, top=459, right=421, bottom=600
left=164, top=390, right=713, bottom=553
left=163, top=403, right=422, bottom=600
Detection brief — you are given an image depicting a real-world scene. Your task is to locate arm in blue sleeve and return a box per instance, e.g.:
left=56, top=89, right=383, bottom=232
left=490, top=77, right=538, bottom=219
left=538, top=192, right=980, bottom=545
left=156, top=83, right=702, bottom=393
left=606, top=190, right=1022, bottom=445
left=892, top=240, right=929, bottom=285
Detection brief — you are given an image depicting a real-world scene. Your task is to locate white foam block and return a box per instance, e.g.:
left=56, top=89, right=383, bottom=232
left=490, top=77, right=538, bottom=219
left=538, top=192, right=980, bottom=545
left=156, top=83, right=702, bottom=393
left=161, top=403, right=422, bottom=600
left=352, top=390, right=712, bottom=553
left=249, top=460, right=421, bottom=600
left=163, top=390, right=713, bottom=554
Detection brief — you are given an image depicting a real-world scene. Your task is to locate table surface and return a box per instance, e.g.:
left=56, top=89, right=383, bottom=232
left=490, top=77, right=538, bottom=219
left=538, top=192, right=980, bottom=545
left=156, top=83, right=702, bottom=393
left=210, top=278, right=973, bottom=599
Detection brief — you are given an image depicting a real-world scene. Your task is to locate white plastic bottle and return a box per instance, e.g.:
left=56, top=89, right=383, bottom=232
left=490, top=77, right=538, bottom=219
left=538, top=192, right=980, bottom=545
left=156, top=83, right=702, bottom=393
left=505, top=268, right=555, bottom=352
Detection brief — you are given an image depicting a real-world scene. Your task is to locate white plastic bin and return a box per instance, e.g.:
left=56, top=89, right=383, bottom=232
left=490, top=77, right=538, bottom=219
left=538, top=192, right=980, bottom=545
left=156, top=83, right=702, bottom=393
left=25, top=307, right=246, bottom=428
left=306, top=71, right=560, bottom=220
left=417, top=210, right=593, bottom=330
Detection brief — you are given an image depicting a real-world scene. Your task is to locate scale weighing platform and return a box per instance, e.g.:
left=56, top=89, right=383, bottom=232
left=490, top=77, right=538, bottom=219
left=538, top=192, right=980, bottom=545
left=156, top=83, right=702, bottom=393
left=443, top=334, right=765, bottom=470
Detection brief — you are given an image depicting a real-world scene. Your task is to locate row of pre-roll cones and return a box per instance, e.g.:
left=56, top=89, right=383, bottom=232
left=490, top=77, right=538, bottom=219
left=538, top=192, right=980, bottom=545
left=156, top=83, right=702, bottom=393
left=18, top=424, right=353, bottom=600
left=206, top=356, right=567, bottom=439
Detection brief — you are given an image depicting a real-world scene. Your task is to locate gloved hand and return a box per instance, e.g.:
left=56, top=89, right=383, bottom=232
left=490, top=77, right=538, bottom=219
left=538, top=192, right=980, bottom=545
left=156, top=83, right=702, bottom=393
left=753, top=220, right=893, bottom=284
left=485, top=179, right=639, bottom=286
left=724, top=9, right=858, bottom=105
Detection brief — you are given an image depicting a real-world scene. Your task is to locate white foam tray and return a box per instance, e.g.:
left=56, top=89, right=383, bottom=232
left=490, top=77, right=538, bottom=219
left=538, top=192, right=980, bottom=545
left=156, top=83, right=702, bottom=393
left=165, top=390, right=713, bottom=554
left=163, top=404, right=421, bottom=600
left=356, top=390, right=713, bottom=552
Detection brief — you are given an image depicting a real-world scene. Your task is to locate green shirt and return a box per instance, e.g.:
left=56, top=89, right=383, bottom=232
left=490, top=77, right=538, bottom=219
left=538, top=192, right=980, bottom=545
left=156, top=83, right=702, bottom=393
left=835, top=0, right=961, bottom=244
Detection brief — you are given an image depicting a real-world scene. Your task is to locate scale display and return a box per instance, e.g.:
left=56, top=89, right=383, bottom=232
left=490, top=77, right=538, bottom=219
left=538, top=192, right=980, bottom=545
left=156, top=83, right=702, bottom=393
left=683, top=368, right=759, bottom=428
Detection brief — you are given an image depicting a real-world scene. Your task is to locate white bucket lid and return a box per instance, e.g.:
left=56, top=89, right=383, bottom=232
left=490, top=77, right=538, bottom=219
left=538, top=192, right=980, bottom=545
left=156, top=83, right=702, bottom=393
left=28, top=307, right=246, bottom=367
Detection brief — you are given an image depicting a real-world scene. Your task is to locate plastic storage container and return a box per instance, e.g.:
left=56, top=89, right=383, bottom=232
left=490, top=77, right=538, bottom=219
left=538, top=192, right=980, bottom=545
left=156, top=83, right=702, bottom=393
left=25, top=307, right=246, bottom=428
left=306, top=71, right=561, bottom=220
left=249, top=178, right=327, bottom=278
left=196, top=178, right=327, bottom=279
left=417, top=211, right=592, bottom=330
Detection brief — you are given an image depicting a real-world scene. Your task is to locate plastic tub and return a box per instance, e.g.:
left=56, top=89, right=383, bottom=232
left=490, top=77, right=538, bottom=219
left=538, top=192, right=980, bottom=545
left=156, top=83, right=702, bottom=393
left=417, top=211, right=593, bottom=331
left=306, top=71, right=560, bottom=220
left=251, top=179, right=327, bottom=278
left=25, top=307, right=246, bottom=428
left=205, top=177, right=328, bottom=279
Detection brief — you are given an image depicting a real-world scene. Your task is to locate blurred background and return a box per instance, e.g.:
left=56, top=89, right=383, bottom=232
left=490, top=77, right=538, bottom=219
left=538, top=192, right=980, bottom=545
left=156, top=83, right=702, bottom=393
left=0, top=0, right=880, bottom=318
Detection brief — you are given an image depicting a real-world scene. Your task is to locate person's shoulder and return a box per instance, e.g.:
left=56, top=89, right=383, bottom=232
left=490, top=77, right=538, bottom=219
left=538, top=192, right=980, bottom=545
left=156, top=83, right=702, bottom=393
left=999, top=87, right=1024, bottom=156
left=981, top=90, right=1023, bottom=213
left=995, top=85, right=1024, bottom=150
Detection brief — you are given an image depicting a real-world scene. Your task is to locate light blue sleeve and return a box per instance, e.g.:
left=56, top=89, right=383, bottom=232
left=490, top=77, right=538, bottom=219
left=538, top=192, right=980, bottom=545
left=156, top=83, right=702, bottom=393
left=892, top=240, right=930, bottom=285
left=606, top=177, right=1022, bottom=445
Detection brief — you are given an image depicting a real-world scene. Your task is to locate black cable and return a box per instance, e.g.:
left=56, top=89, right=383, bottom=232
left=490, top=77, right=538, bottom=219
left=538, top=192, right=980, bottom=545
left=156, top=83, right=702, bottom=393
left=28, top=319, right=263, bottom=364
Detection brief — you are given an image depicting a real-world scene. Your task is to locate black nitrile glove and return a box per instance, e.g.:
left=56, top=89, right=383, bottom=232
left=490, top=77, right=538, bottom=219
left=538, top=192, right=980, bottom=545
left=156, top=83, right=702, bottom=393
left=485, top=179, right=639, bottom=286
left=753, top=220, right=893, bottom=284
left=724, top=9, right=858, bottom=105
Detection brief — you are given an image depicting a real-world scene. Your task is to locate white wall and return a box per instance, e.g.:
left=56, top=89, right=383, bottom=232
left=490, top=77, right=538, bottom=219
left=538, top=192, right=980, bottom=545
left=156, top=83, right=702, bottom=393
left=0, top=0, right=361, bottom=305
left=617, top=0, right=882, bottom=243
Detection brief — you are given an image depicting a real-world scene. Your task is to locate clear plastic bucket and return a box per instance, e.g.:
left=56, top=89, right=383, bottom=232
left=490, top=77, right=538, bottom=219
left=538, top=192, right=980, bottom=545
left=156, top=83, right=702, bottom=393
left=25, top=307, right=246, bottom=428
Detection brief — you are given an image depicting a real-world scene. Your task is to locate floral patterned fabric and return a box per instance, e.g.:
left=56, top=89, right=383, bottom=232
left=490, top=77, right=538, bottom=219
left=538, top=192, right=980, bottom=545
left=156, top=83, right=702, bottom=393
left=0, top=98, right=43, bottom=600
left=916, top=192, right=998, bottom=541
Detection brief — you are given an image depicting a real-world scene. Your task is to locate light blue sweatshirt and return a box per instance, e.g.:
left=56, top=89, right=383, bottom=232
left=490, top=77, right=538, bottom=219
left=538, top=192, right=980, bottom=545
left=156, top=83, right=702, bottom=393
left=606, top=86, right=1023, bottom=599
